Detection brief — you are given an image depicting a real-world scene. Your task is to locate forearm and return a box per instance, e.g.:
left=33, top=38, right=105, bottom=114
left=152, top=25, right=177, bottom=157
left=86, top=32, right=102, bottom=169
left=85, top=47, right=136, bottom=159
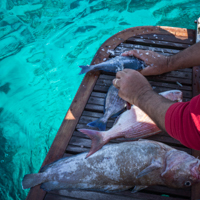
left=168, top=42, right=200, bottom=71
left=135, top=90, right=175, bottom=131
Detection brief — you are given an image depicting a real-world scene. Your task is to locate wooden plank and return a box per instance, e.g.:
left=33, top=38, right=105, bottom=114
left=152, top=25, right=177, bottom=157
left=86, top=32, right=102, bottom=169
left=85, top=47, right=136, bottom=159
left=26, top=70, right=101, bottom=200
left=66, top=144, right=89, bottom=153
left=68, top=135, right=190, bottom=154
left=85, top=103, right=104, bottom=112
left=126, top=37, right=191, bottom=49
left=145, top=185, right=190, bottom=198
left=51, top=189, right=186, bottom=200
left=94, top=26, right=195, bottom=63
left=44, top=193, right=79, bottom=200
left=97, top=78, right=192, bottom=91
left=116, top=190, right=188, bottom=200
left=116, top=43, right=180, bottom=54
left=92, top=85, right=191, bottom=101
left=147, top=76, right=192, bottom=85
left=134, top=33, right=194, bottom=44
left=73, top=129, right=182, bottom=146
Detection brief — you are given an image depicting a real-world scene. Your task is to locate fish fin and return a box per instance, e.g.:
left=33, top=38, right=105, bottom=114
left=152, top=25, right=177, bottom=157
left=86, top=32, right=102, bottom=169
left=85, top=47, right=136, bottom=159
left=131, top=185, right=148, bottom=193
left=22, top=173, right=46, bottom=189
left=87, top=119, right=107, bottom=131
left=113, top=113, right=122, bottom=126
left=78, top=129, right=107, bottom=158
left=126, top=102, right=132, bottom=110
left=40, top=181, right=60, bottom=191
left=137, top=159, right=162, bottom=178
left=110, top=108, right=126, bottom=118
left=40, top=157, right=69, bottom=173
left=79, top=65, right=91, bottom=75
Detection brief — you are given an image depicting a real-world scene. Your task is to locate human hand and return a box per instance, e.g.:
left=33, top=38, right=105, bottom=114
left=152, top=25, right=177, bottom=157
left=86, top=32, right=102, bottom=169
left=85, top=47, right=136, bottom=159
left=112, top=69, right=152, bottom=106
left=122, top=50, right=170, bottom=76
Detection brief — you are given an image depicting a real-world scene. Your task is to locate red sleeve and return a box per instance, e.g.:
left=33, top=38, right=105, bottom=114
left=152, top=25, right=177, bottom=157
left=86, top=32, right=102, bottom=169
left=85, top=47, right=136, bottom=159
left=165, top=94, right=200, bottom=150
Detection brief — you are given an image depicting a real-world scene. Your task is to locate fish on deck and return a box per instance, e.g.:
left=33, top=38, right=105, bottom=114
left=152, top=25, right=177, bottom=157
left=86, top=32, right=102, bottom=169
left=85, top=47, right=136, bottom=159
left=79, top=90, right=183, bottom=158
left=22, top=140, right=200, bottom=192
left=87, top=84, right=131, bottom=131
left=79, top=56, right=146, bottom=75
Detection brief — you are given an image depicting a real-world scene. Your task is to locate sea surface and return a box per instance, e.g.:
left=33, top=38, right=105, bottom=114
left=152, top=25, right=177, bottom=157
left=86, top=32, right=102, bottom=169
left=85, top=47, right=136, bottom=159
left=0, top=0, right=199, bottom=199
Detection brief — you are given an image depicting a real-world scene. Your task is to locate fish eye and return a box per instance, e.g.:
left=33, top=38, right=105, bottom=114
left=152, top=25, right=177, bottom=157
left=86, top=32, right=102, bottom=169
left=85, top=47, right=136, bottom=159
left=185, top=181, right=191, bottom=186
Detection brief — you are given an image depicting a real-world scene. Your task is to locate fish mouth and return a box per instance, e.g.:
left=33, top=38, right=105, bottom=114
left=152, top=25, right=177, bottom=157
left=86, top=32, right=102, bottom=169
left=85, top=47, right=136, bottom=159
left=190, top=161, right=200, bottom=181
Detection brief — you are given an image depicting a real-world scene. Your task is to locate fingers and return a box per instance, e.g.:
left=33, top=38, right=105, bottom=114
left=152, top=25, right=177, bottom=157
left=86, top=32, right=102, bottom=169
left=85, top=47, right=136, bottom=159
left=113, top=78, right=121, bottom=88
left=116, top=70, right=126, bottom=78
left=122, top=49, right=147, bottom=59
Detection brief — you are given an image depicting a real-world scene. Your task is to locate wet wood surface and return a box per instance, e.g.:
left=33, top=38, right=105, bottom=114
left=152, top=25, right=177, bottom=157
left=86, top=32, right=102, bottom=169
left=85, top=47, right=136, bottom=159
left=26, top=26, right=199, bottom=200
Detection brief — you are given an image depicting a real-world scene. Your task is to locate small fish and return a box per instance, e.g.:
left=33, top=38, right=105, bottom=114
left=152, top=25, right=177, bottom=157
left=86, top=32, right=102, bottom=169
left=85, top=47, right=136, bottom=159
left=79, top=90, right=183, bottom=157
left=22, top=140, right=200, bottom=192
left=79, top=56, right=146, bottom=75
left=87, top=84, right=131, bottom=131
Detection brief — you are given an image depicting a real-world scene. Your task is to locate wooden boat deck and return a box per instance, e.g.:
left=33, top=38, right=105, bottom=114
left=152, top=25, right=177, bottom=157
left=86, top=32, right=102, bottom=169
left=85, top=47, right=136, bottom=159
left=26, top=26, right=200, bottom=200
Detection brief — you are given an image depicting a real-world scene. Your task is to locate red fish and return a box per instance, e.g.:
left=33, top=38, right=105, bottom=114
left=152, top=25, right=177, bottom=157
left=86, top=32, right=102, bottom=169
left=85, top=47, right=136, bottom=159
left=78, top=90, right=182, bottom=158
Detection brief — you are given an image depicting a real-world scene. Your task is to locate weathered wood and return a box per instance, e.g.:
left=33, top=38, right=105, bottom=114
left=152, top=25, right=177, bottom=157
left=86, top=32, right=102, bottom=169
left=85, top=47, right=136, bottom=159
left=51, top=189, right=187, bottom=200
left=93, top=26, right=195, bottom=63
left=25, top=70, right=101, bottom=200
left=117, top=43, right=181, bottom=54
left=97, top=78, right=192, bottom=91
left=44, top=193, right=79, bottom=200
left=85, top=103, right=104, bottom=112
left=134, top=33, right=194, bottom=44
left=68, top=135, right=190, bottom=154
left=117, top=190, right=188, bottom=200
left=147, top=76, right=192, bottom=85
left=126, top=37, right=191, bottom=49
left=73, top=129, right=182, bottom=146
left=145, top=185, right=190, bottom=198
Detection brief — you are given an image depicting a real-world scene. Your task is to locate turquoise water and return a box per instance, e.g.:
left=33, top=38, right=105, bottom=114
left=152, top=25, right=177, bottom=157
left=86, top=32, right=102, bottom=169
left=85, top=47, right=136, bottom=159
left=0, top=0, right=199, bottom=199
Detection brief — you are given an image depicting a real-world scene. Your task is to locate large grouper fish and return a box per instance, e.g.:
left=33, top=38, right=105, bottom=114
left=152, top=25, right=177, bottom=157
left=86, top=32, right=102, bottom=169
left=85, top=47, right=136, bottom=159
left=22, top=140, right=200, bottom=192
left=87, top=84, right=131, bottom=131
left=79, top=90, right=183, bottom=158
left=79, top=56, right=146, bottom=75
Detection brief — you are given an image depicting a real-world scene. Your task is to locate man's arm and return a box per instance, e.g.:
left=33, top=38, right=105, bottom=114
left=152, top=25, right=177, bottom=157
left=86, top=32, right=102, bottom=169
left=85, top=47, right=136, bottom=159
left=122, top=42, right=200, bottom=76
left=113, top=69, right=174, bottom=131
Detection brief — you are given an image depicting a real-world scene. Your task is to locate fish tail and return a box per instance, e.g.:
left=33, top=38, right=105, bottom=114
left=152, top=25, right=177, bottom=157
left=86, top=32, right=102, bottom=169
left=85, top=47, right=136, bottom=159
left=78, top=129, right=107, bottom=158
left=87, top=118, right=107, bottom=131
left=78, top=65, right=91, bottom=75
left=22, top=173, right=46, bottom=189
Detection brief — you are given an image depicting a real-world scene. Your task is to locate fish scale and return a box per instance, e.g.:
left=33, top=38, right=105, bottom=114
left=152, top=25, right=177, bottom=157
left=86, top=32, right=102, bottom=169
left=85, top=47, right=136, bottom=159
left=79, top=90, right=183, bottom=158
left=22, top=140, right=200, bottom=192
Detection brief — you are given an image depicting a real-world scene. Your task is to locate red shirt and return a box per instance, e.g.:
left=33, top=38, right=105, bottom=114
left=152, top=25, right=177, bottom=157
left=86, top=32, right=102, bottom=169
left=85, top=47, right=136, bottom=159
left=165, top=94, right=200, bottom=150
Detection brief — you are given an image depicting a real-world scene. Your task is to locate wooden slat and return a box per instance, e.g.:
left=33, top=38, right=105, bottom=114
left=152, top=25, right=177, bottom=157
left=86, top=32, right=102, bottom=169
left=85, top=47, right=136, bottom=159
left=97, top=78, right=192, bottom=91
left=51, top=189, right=187, bottom=200
left=145, top=185, right=190, bottom=198
left=134, top=33, right=194, bottom=44
left=116, top=43, right=181, bottom=54
left=44, top=193, right=79, bottom=200
left=92, top=85, right=191, bottom=101
left=116, top=190, right=188, bottom=200
left=73, top=129, right=182, bottom=146
left=68, top=135, right=190, bottom=154
left=126, top=37, right=191, bottom=49
left=26, top=70, right=100, bottom=200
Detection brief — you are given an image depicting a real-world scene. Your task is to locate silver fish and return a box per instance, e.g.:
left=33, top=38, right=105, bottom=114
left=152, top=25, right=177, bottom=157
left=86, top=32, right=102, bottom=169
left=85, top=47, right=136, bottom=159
left=22, top=140, right=200, bottom=192
left=79, top=90, right=183, bottom=157
left=79, top=56, right=146, bottom=75
left=87, top=84, right=131, bottom=131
